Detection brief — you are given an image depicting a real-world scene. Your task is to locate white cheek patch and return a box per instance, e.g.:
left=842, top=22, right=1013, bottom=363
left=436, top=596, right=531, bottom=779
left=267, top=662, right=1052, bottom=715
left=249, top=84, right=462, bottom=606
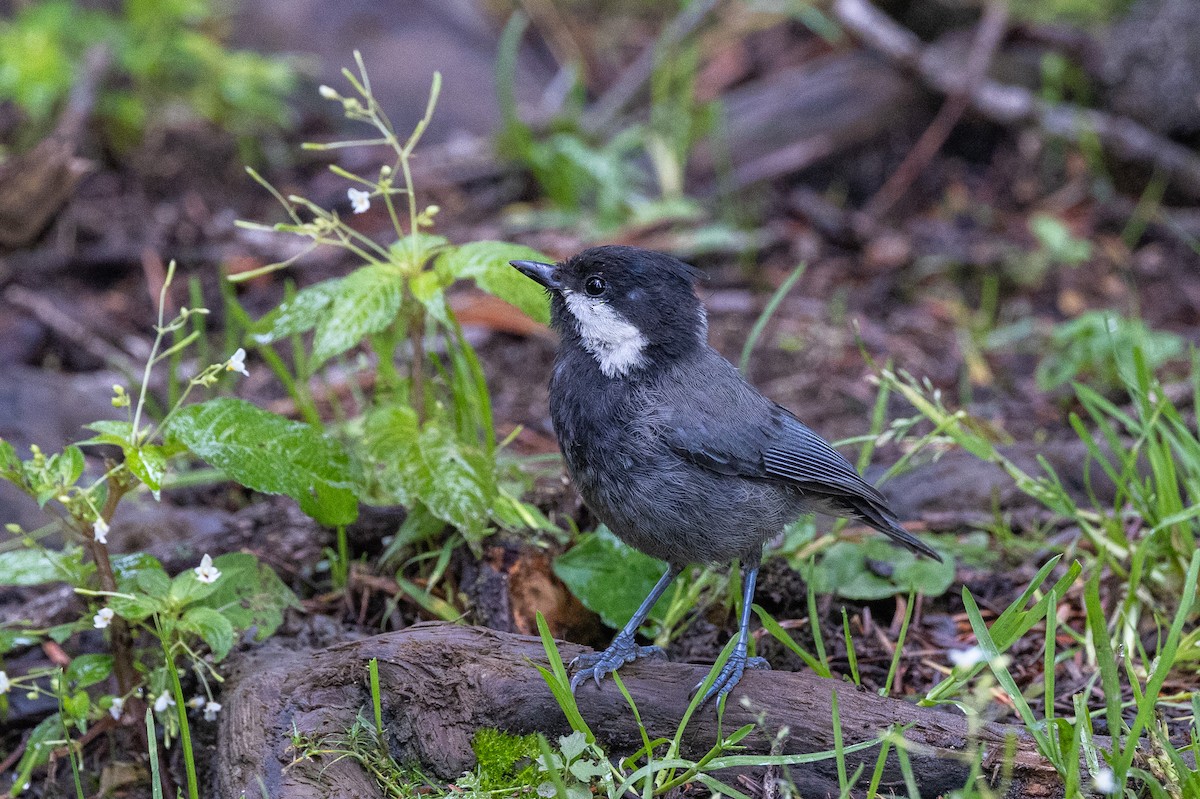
left=563, top=290, right=648, bottom=378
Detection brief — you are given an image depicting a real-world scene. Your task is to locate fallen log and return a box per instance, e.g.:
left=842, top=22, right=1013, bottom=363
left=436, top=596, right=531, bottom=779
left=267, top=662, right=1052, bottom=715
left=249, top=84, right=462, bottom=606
left=216, top=622, right=1080, bottom=798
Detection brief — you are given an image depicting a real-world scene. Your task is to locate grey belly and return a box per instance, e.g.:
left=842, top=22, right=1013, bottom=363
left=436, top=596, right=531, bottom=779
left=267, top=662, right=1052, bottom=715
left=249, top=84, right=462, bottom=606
left=572, top=457, right=797, bottom=567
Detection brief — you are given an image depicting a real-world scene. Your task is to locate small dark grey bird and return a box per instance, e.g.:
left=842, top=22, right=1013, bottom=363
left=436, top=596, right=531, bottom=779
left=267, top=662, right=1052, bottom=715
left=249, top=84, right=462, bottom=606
left=511, top=245, right=941, bottom=703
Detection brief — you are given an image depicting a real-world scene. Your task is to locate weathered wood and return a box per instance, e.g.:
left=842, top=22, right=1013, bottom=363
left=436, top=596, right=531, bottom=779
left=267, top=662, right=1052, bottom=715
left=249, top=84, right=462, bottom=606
left=216, top=622, right=1074, bottom=799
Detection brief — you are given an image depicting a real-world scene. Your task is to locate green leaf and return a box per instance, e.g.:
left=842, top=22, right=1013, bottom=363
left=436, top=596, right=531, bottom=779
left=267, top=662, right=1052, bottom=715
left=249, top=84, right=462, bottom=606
left=250, top=278, right=340, bottom=345
left=179, top=606, right=236, bottom=661
left=168, top=398, right=360, bottom=526
left=388, top=233, right=449, bottom=271
left=559, top=730, right=588, bottom=763
left=191, top=553, right=298, bottom=642
left=108, top=593, right=164, bottom=623
left=135, top=566, right=172, bottom=597
left=434, top=241, right=552, bottom=324
left=127, top=444, right=168, bottom=494
left=800, top=540, right=954, bottom=601
left=364, top=408, right=495, bottom=538
left=62, top=689, right=90, bottom=722
left=83, top=420, right=134, bottom=441
left=65, top=654, right=113, bottom=689
left=553, top=527, right=670, bottom=629
left=410, top=268, right=451, bottom=325
left=0, top=548, right=90, bottom=587
left=14, top=713, right=64, bottom=785
left=110, top=552, right=165, bottom=583
left=311, top=265, right=402, bottom=366
left=169, top=569, right=220, bottom=606
left=53, top=445, right=85, bottom=486
left=0, top=439, right=18, bottom=473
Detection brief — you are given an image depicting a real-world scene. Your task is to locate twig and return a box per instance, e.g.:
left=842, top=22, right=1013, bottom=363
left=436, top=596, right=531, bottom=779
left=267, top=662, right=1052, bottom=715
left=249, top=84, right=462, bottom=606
left=4, top=284, right=142, bottom=376
left=833, top=0, right=1200, bottom=200
left=863, top=1, right=1009, bottom=219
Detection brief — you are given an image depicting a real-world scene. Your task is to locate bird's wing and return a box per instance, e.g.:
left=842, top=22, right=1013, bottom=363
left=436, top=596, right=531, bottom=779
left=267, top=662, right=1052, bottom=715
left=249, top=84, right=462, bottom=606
left=655, top=356, right=940, bottom=560
left=664, top=398, right=884, bottom=503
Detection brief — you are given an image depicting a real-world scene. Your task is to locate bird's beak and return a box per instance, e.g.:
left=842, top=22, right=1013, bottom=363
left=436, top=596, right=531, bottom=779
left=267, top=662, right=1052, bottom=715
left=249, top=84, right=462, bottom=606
left=510, top=259, right=563, bottom=291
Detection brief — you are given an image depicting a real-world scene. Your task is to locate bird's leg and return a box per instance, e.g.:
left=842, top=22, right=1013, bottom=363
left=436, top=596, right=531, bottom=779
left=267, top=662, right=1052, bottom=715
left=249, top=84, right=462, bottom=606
left=570, top=565, right=680, bottom=692
left=697, top=564, right=771, bottom=705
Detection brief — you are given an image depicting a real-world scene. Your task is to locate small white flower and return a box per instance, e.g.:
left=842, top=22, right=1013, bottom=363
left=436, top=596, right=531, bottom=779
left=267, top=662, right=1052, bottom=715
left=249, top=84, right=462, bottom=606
left=948, top=645, right=986, bottom=670
left=93, top=518, right=109, bottom=544
left=1093, top=768, right=1118, bottom=794
left=203, top=700, right=222, bottom=721
left=225, top=348, right=249, bottom=377
left=93, top=607, right=115, bottom=629
left=0, top=670, right=10, bottom=695
left=348, top=188, right=371, bottom=214
left=318, top=84, right=339, bottom=100
left=194, top=554, right=221, bottom=584
left=153, top=691, right=175, bottom=713
left=109, top=696, right=125, bottom=720
left=187, top=695, right=206, bottom=709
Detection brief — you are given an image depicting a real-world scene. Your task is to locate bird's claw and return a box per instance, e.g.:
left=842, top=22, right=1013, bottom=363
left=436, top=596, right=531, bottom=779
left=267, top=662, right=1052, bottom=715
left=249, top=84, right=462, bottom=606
left=694, top=653, right=770, bottom=706
left=568, top=636, right=666, bottom=693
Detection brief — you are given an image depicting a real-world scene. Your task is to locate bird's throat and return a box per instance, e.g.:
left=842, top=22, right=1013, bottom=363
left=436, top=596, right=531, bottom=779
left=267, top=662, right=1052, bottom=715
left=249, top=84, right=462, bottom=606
left=562, top=291, right=648, bottom=378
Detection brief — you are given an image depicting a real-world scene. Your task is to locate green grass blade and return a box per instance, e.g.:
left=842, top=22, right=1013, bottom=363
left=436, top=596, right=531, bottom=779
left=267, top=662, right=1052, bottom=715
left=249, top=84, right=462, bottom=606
left=753, top=604, right=832, bottom=677
left=534, top=611, right=594, bottom=742
left=738, top=262, right=806, bottom=375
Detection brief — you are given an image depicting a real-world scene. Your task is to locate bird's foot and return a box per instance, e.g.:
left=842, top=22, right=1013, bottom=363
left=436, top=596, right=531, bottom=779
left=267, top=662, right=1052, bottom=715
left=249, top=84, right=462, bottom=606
left=569, top=635, right=666, bottom=692
left=695, top=652, right=770, bottom=706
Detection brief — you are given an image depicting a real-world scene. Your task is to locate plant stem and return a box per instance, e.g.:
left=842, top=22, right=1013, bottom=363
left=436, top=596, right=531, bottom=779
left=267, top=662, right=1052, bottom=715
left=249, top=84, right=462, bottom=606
left=409, top=305, right=426, bottom=421
left=89, top=475, right=136, bottom=694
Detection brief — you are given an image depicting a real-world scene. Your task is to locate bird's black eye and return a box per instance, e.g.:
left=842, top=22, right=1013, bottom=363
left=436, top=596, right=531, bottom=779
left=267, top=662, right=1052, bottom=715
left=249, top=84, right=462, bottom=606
left=584, top=276, right=607, bottom=297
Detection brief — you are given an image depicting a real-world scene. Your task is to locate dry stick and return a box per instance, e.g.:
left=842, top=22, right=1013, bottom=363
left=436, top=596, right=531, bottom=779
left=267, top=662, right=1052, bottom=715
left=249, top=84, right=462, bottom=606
left=832, top=0, right=1200, bottom=201
left=4, top=285, right=142, bottom=377
left=863, top=1, right=1009, bottom=220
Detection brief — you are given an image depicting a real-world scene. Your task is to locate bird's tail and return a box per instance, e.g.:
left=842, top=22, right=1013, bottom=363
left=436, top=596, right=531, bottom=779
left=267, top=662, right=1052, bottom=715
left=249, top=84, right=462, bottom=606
left=849, top=497, right=943, bottom=562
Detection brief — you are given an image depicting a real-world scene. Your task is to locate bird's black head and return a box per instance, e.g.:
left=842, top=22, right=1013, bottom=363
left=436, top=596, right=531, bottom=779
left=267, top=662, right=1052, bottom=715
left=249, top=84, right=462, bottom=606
left=511, top=245, right=706, bottom=378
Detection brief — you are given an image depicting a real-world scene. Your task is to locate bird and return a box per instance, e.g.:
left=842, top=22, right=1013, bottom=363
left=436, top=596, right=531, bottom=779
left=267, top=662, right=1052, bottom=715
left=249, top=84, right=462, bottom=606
left=511, top=245, right=942, bottom=704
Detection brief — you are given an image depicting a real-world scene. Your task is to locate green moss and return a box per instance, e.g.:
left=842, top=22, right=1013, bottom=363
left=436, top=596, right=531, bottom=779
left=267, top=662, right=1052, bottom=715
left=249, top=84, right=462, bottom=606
left=471, top=728, right=541, bottom=791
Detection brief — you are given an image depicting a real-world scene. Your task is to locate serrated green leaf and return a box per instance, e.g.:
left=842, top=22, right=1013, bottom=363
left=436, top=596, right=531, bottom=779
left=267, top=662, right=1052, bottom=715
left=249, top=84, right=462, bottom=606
left=54, top=445, right=85, bottom=486
left=0, top=548, right=90, bottom=587
left=800, top=539, right=954, bottom=601
left=135, top=567, right=171, bottom=597
left=47, top=622, right=79, bottom=644
left=77, top=433, right=130, bottom=449
left=410, top=268, right=451, bottom=325
left=108, top=593, right=164, bottom=622
left=559, top=730, right=587, bottom=762
left=388, top=233, right=449, bottom=271
left=127, top=444, right=168, bottom=494
left=191, top=553, right=298, bottom=641
left=180, top=606, right=236, bottom=661
left=311, top=266, right=403, bottom=366
left=363, top=405, right=420, bottom=507
left=111, top=552, right=165, bottom=584
left=168, top=398, right=359, bottom=526
left=169, top=569, right=220, bottom=606
left=434, top=241, right=551, bottom=325
left=364, top=408, right=495, bottom=538
left=84, top=420, right=134, bottom=440
left=65, top=654, right=113, bottom=688
left=0, top=439, right=18, bottom=473
left=250, top=278, right=340, bottom=345
left=553, top=527, right=670, bottom=629
left=62, top=689, right=89, bottom=721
